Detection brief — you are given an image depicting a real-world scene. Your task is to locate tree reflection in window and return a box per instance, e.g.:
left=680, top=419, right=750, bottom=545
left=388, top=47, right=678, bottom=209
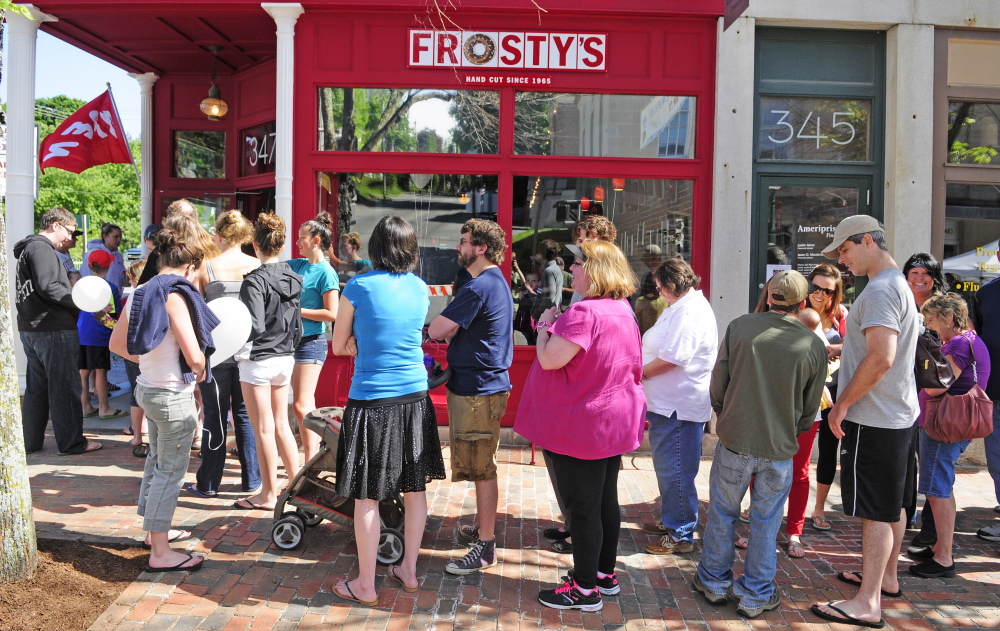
left=948, top=103, right=1000, bottom=165
left=173, top=131, right=226, bottom=179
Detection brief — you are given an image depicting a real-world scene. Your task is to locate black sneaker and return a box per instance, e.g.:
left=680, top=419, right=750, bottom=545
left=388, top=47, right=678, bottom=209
left=909, top=559, right=956, bottom=578
left=445, top=538, right=496, bottom=575
left=538, top=580, right=603, bottom=611
left=906, top=545, right=934, bottom=560
left=561, top=568, right=620, bottom=595
left=457, top=523, right=479, bottom=543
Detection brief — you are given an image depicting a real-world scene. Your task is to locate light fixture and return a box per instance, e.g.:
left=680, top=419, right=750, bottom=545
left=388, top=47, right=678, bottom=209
left=199, top=45, right=229, bottom=121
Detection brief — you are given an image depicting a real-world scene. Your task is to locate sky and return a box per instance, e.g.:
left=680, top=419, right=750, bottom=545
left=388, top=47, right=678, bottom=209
left=2, top=30, right=142, bottom=138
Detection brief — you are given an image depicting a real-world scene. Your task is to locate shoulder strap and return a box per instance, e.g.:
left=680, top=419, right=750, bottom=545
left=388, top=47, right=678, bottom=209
left=205, top=258, right=217, bottom=282
left=963, top=333, right=979, bottom=383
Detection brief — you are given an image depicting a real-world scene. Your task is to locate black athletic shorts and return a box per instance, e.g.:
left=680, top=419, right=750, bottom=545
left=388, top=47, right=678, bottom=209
left=78, top=345, right=111, bottom=371
left=840, top=420, right=917, bottom=523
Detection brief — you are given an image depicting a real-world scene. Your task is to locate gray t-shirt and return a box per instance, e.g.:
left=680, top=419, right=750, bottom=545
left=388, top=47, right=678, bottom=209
left=839, top=268, right=920, bottom=429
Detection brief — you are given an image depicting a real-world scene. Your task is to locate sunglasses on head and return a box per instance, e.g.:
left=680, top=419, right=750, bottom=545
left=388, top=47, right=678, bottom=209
left=809, top=283, right=835, bottom=296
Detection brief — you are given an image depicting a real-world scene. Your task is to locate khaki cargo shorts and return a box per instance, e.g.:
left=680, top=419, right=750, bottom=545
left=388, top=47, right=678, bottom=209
left=447, top=390, right=510, bottom=482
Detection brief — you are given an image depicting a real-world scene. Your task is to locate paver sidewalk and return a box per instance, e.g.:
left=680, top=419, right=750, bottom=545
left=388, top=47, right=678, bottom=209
left=24, top=414, right=1000, bottom=631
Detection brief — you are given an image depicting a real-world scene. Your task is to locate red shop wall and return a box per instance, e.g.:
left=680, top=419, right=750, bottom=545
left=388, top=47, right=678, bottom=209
left=152, top=62, right=276, bottom=220
left=294, top=8, right=719, bottom=425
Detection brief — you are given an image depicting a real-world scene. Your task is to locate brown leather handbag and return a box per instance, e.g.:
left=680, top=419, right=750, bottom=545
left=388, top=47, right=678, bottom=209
left=923, top=334, right=994, bottom=444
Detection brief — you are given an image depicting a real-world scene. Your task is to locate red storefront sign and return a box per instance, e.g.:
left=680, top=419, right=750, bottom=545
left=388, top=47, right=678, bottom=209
left=409, top=30, right=606, bottom=71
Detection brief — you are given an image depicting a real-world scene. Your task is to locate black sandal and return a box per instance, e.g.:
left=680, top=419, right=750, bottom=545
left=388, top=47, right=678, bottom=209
left=132, top=443, right=150, bottom=458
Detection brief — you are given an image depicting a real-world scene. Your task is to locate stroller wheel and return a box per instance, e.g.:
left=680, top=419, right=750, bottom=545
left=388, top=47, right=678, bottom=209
left=271, top=517, right=305, bottom=550
left=376, top=528, right=405, bottom=565
left=297, top=509, right=323, bottom=527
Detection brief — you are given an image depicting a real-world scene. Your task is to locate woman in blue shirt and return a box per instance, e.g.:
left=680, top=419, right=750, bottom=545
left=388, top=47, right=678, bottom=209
left=331, top=215, right=445, bottom=606
left=287, top=212, right=339, bottom=463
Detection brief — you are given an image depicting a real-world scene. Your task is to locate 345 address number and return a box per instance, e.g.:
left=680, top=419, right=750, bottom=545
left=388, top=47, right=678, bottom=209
left=766, top=110, right=857, bottom=148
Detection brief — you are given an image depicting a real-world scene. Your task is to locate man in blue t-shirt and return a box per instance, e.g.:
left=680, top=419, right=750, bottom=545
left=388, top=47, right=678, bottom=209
left=428, top=218, right=513, bottom=575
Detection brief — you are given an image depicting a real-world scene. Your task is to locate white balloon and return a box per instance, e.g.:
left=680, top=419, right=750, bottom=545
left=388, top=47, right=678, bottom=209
left=410, top=173, right=433, bottom=189
left=208, top=297, right=253, bottom=365
left=72, top=276, right=113, bottom=312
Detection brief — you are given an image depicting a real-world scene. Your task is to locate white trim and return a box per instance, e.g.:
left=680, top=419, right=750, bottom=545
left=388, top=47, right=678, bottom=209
left=128, top=72, right=159, bottom=256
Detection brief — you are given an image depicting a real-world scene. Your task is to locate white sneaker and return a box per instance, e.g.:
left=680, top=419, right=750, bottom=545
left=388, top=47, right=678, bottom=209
left=977, top=524, right=1000, bottom=541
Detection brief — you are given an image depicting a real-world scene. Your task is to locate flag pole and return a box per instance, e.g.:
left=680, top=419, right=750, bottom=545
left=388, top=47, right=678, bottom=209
left=106, top=82, right=141, bottom=187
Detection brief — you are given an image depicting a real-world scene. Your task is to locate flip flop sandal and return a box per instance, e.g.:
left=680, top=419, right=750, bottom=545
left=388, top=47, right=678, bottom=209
left=58, top=440, right=102, bottom=455
left=186, top=483, right=217, bottom=499
left=735, top=536, right=748, bottom=550
left=83, top=410, right=99, bottom=418
left=787, top=541, right=806, bottom=558
left=334, top=579, right=379, bottom=607
left=739, top=511, right=750, bottom=524
left=810, top=603, right=885, bottom=628
left=142, top=530, right=193, bottom=549
left=144, top=553, right=204, bottom=573
left=835, top=572, right=903, bottom=598
left=386, top=565, right=419, bottom=593
left=123, top=425, right=135, bottom=435
left=132, top=443, right=150, bottom=458
left=99, top=409, right=128, bottom=419
left=811, top=516, right=832, bottom=531
left=233, top=498, right=272, bottom=511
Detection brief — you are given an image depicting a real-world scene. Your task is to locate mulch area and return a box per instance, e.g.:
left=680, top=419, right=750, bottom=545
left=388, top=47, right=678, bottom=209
left=0, top=539, right=147, bottom=631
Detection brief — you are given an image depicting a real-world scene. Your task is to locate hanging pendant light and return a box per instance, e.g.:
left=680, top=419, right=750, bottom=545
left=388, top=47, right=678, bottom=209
left=199, top=45, right=229, bottom=121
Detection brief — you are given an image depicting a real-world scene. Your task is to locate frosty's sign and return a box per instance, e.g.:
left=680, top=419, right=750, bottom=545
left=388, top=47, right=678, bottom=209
left=409, top=30, right=606, bottom=71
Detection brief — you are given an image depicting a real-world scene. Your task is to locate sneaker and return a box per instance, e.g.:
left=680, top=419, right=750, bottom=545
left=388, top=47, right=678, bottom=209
left=691, top=573, right=729, bottom=605
left=641, top=520, right=670, bottom=535
left=646, top=535, right=694, bottom=555
left=906, top=545, right=935, bottom=560
left=445, top=538, right=496, bottom=575
left=909, top=559, right=957, bottom=578
left=911, top=531, right=937, bottom=547
left=736, top=590, right=781, bottom=619
left=457, top=523, right=479, bottom=543
left=977, top=524, right=1000, bottom=542
left=561, top=568, right=620, bottom=595
left=538, top=580, right=603, bottom=611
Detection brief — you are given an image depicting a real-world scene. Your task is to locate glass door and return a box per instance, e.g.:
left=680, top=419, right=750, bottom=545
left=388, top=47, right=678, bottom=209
left=752, top=175, right=872, bottom=308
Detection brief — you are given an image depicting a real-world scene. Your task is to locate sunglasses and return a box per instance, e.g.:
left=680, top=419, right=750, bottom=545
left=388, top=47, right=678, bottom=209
left=809, top=284, right=835, bottom=297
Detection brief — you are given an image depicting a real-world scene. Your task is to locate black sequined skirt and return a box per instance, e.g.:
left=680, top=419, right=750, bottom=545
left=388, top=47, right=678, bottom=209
left=335, top=391, right=446, bottom=501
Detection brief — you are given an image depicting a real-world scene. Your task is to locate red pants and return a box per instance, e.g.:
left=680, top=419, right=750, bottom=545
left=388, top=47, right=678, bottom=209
left=786, top=421, right=820, bottom=537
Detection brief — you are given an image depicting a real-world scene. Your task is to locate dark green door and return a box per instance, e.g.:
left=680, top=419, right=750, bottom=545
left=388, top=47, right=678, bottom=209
left=752, top=175, right=872, bottom=307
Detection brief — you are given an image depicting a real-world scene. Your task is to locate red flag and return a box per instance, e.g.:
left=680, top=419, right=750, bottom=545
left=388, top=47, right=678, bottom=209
left=38, top=90, right=132, bottom=174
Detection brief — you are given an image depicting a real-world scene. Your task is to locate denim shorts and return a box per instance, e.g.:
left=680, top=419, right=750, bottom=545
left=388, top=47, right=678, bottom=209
left=918, top=426, right=969, bottom=499
left=293, top=334, right=328, bottom=365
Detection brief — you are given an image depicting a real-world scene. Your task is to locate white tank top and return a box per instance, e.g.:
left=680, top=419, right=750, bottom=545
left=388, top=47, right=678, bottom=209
left=137, top=328, right=194, bottom=393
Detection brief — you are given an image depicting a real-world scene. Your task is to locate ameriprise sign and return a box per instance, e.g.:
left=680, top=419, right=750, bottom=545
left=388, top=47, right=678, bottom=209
left=409, top=30, right=607, bottom=71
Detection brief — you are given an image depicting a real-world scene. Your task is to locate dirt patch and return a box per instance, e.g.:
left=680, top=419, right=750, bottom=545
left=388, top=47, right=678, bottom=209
left=0, top=539, right=147, bottom=631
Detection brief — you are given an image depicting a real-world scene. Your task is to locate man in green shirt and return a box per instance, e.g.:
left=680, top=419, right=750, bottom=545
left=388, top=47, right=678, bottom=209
left=693, top=270, right=827, bottom=619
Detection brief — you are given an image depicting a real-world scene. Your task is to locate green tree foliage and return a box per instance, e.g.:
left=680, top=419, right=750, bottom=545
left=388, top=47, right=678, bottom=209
left=34, top=95, right=141, bottom=261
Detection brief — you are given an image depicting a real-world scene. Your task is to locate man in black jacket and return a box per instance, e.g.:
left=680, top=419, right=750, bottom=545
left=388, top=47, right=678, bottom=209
left=14, top=207, right=102, bottom=455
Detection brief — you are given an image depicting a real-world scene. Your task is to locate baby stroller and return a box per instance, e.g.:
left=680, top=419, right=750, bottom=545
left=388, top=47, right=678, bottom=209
left=269, top=357, right=450, bottom=564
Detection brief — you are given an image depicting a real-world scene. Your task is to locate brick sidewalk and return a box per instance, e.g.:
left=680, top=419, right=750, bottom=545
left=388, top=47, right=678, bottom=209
left=24, top=419, right=1000, bottom=631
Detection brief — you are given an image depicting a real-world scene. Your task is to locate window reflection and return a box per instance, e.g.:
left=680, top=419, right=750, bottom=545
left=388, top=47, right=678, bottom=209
left=514, top=93, right=696, bottom=159
left=173, top=131, right=226, bottom=178
left=317, top=88, right=500, bottom=154
left=948, top=103, right=1000, bottom=165
left=317, top=172, right=498, bottom=322
left=509, top=176, right=693, bottom=342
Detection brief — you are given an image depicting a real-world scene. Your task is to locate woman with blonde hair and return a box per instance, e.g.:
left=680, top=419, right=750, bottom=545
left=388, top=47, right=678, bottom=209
left=186, top=210, right=262, bottom=500
left=515, top=239, right=646, bottom=612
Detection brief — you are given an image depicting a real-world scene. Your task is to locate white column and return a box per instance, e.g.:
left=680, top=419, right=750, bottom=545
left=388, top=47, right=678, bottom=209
left=710, top=16, right=756, bottom=335
left=4, top=4, right=57, bottom=392
left=128, top=72, right=158, bottom=255
left=884, top=24, right=935, bottom=261
left=262, top=2, right=304, bottom=260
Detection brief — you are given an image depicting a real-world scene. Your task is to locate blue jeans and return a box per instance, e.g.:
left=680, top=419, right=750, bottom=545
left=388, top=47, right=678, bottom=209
left=986, top=405, right=1000, bottom=504
left=195, top=364, right=261, bottom=494
left=648, top=411, right=703, bottom=542
left=20, top=329, right=87, bottom=454
left=697, top=442, right=793, bottom=610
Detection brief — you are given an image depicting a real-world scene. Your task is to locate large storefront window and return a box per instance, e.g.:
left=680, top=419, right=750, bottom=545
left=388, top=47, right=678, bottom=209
left=316, top=88, right=500, bottom=153
left=942, top=184, right=1000, bottom=289
left=317, top=171, right=498, bottom=322
left=947, top=102, right=1000, bottom=165
left=514, top=93, right=696, bottom=158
